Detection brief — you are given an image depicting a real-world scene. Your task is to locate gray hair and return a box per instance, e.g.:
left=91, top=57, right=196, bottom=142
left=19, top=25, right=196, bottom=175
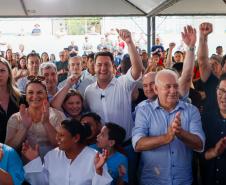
left=69, top=55, right=82, bottom=63
left=39, top=62, right=57, bottom=76
left=155, top=69, right=178, bottom=87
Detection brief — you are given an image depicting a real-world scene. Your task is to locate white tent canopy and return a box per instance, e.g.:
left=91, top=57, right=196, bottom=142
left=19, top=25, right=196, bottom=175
left=0, top=0, right=226, bottom=17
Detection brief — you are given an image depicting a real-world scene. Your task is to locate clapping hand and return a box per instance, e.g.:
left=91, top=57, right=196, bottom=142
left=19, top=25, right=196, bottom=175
left=19, top=104, right=32, bottom=129
left=41, top=100, right=50, bottom=124
left=21, top=140, right=39, bottom=161
left=94, top=149, right=109, bottom=175
left=172, top=112, right=182, bottom=135
left=213, top=137, right=226, bottom=157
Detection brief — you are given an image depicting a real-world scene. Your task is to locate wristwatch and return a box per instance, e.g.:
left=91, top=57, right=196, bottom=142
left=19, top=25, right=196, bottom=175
left=187, top=46, right=196, bottom=52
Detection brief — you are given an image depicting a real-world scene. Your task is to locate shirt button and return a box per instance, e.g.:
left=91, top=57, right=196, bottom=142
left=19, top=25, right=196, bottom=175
left=172, top=151, right=174, bottom=154
left=216, top=168, right=219, bottom=172
left=221, top=131, right=224, bottom=135
left=172, top=164, right=175, bottom=167
left=217, top=156, right=221, bottom=160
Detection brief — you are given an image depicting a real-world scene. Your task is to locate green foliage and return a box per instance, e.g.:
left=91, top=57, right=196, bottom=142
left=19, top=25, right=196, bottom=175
left=65, top=17, right=102, bottom=35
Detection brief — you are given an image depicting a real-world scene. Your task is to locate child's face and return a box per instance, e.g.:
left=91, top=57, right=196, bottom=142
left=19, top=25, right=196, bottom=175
left=97, top=126, right=112, bottom=149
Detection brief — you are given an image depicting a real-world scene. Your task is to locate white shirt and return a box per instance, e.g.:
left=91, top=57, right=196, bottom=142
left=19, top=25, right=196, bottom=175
left=24, top=146, right=112, bottom=185
left=84, top=68, right=140, bottom=140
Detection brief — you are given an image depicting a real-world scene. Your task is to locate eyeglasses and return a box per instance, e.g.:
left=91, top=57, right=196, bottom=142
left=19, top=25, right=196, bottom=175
left=217, top=86, right=226, bottom=96
left=27, top=75, right=45, bottom=82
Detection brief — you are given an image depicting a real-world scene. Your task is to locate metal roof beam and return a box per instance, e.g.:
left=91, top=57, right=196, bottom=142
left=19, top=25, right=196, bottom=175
left=20, top=0, right=28, bottom=16
left=147, top=0, right=183, bottom=17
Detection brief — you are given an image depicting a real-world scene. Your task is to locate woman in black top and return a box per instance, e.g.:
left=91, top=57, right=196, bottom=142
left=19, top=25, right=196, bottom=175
left=0, top=57, right=21, bottom=143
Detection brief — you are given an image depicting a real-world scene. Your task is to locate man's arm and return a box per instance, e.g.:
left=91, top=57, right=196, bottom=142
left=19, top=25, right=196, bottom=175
left=197, top=22, right=213, bottom=82
left=50, top=75, right=78, bottom=109
left=0, top=169, right=13, bottom=185
left=135, top=126, right=174, bottom=152
left=117, top=29, right=143, bottom=80
left=132, top=106, right=175, bottom=152
left=178, top=25, right=196, bottom=96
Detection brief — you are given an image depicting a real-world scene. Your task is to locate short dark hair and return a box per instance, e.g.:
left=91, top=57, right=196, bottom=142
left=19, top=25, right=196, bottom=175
left=218, top=73, right=226, bottom=86
left=87, top=53, right=95, bottom=60
left=216, top=46, right=223, bottom=49
left=172, top=62, right=183, bottom=74
left=174, top=50, right=183, bottom=55
left=221, top=54, right=226, bottom=67
left=105, top=123, right=126, bottom=146
left=120, top=54, right=131, bottom=74
left=26, top=52, right=41, bottom=62
left=61, top=119, right=91, bottom=143
left=94, top=51, right=114, bottom=64
left=81, top=112, right=101, bottom=124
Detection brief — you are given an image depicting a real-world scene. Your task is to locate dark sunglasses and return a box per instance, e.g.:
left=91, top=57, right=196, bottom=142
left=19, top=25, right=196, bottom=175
left=27, top=75, right=45, bottom=82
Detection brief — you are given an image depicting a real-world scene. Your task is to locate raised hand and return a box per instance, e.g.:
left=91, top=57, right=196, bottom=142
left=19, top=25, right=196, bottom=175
left=41, top=100, right=50, bottom=124
left=19, top=104, right=32, bottom=129
left=116, top=29, right=132, bottom=44
left=66, top=74, right=79, bottom=87
left=169, top=42, right=176, bottom=50
left=181, top=25, right=196, bottom=48
left=199, top=22, right=213, bottom=37
left=94, top=149, right=109, bottom=175
left=172, top=112, right=182, bottom=135
left=21, top=141, right=39, bottom=161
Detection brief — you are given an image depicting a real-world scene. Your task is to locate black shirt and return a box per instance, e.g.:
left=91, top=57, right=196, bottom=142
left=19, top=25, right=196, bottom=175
left=0, top=97, right=19, bottom=143
left=200, top=109, right=226, bottom=185
left=202, top=73, right=219, bottom=113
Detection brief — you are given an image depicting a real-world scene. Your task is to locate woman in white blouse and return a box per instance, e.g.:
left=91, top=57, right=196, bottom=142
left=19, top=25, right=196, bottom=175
left=22, top=119, right=112, bottom=185
left=5, top=77, right=64, bottom=157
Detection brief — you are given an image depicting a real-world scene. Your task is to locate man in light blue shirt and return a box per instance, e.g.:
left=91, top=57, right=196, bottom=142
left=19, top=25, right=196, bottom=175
left=58, top=56, right=94, bottom=96
left=17, top=53, right=41, bottom=93
left=132, top=69, right=205, bottom=185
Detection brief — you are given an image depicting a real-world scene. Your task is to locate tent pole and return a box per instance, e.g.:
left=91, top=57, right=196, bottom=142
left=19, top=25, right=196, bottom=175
left=147, top=16, right=151, bottom=56
left=151, top=16, right=156, bottom=52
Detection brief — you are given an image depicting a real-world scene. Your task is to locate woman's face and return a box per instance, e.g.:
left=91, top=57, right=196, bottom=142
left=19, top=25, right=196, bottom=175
left=63, top=95, right=83, bottom=118
left=42, top=53, right=49, bottom=62
left=6, top=50, right=12, bottom=59
left=56, top=126, right=77, bottom=151
left=0, top=62, right=9, bottom=86
left=26, top=83, right=47, bottom=108
left=19, top=58, right=26, bottom=69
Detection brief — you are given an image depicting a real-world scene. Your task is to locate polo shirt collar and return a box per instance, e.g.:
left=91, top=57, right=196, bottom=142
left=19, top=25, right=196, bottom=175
left=153, top=98, right=185, bottom=112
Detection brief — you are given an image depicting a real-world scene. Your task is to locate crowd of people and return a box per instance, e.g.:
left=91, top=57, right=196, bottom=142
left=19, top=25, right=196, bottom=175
left=0, top=22, right=226, bottom=185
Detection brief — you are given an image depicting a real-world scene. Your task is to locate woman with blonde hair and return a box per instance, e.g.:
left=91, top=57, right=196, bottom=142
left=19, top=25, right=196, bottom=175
left=0, top=57, right=21, bottom=143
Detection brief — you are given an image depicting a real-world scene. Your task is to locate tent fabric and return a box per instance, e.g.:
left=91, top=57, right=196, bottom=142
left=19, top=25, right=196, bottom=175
left=0, top=0, right=225, bottom=17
